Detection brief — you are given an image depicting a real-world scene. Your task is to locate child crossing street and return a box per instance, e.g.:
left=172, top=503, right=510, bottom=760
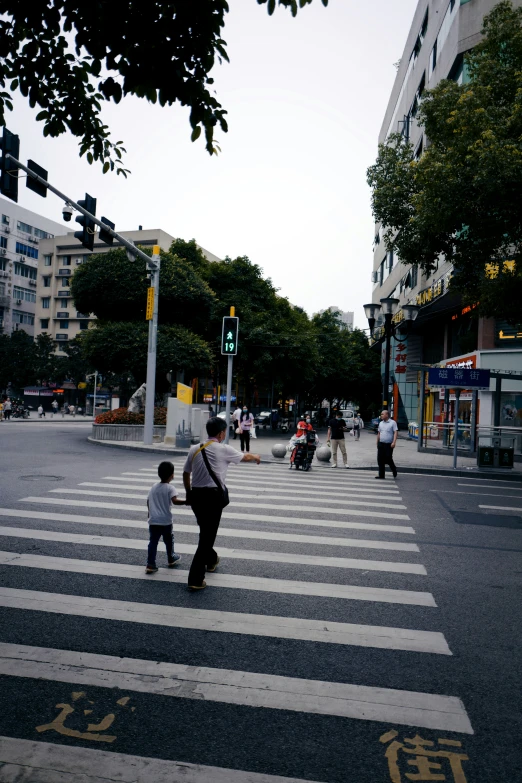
left=145, top=461, right=188, bottom=574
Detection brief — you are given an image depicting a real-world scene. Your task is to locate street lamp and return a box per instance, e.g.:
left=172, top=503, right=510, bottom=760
left=364, top=298, right=421, bottom=411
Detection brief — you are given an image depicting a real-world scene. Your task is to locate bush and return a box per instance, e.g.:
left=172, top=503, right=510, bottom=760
left=94, top=406, right=167, bottom=425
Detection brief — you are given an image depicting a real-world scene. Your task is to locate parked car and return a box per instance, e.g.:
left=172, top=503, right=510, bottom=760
left=217, top=410, right=235, bottom=433
left=254, top=410, right=272, bottom=427
left=339, top=409, right=355, bottom=430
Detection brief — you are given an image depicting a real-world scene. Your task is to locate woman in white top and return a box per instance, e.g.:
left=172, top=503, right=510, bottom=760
left=239, top=406, right=255, bottom=452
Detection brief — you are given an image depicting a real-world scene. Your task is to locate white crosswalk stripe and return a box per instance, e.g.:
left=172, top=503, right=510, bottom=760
left=0, top=455, right=473, bottom=781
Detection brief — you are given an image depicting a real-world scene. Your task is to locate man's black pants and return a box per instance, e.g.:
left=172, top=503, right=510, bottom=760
left=377, top=442, right=397, bottom=478
left=188, top=487, right=223, bottom=586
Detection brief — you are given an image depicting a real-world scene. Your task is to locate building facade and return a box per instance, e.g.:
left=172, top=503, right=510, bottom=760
left=371, top=0, right=522, bottom=430
left=0, top=197, right=67, bottom=337
left=35, top=229, right=220, bottom=352
left=317, top=307, right=354, bottom=330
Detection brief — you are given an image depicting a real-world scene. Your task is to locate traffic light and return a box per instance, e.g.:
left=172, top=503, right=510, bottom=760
left=99, top=216, right=115, bottom=245
left=0, top=128, right=20, bottom=203
left=74, top=193, right=97, bottom=251
left=221, top=316, right=239, bottom=355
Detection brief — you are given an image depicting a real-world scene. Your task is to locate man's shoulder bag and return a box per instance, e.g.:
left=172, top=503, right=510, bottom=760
left=200, top=444, right=230, bottom=509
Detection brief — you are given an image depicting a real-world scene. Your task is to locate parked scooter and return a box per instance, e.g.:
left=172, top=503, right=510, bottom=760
left=12, top=404, right=30, bottom=419
left=279, top=417, right=289, bottom=433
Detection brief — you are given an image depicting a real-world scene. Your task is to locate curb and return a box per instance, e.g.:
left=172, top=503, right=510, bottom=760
left=87, top=437, right=190, bottom=457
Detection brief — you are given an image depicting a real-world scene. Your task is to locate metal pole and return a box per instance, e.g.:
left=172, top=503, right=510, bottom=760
left=225, top=354, right=233, bottom=445
left=417, top=371, right=426, bottom=452
left=443, top=388, right=450, bottom=447
left=494, top=376, right=502, bottom=428
left=383, top=315, right=392, bottom=410
left=470, top=390, right=478, bottom=453
left=93, top=371, right=97, bottom=418
left=453, top=389, right=460, bottom=470
left=143, top=247, right=161, bottom=446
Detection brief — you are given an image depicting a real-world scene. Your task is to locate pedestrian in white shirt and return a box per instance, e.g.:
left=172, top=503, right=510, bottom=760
left=232, top=406, right=242, bottom=440
left=238, top=406, right=255, bottom=452
left=376, top=410, right=398, bottom=479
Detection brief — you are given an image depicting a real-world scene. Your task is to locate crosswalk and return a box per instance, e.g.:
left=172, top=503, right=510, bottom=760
left=0, top=458, right=474, bottom=781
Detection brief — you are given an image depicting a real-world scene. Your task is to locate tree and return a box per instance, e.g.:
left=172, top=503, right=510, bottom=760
left=77, top=321, right=213, bottom=392
left=367, top=0, right=522, bottom=325
left=0, top=0, right=328, bottom=174
left=0, top=330, right=37, bottom=393
left=70, top=247, right=215, bottom=331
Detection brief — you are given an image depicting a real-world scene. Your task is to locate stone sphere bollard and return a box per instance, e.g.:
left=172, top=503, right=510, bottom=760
left=316, top=445, right=331, bottom=462
left=271, top=443, right=287, bottom=459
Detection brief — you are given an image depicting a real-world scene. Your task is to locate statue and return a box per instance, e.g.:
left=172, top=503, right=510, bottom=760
left=127, top=383, right=146, bottom=413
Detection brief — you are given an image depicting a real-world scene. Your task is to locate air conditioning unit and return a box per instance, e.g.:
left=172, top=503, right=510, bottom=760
left=0, top=271, right=8, bottom=278
left=76, top=259, right=83, bottom=265
left=18, top=256, right=26, bottom=263
left=29, top=280, right=37, bottom=286
left=0, top=248, right=6, bottom=255
left=371, top=271, right=378, bottom=283
left=15, top=299, right=22, bottom=305
left=4, top=227, right=9, bottom=234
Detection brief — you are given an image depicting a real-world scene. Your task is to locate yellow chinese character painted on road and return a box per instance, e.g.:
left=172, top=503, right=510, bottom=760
left=380, top=730, right=469, bottom=783
left=36, top=691, right=135, bottom=744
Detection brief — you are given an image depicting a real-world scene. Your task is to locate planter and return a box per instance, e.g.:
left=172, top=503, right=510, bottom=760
left=91, top=424, right=167, bottom=442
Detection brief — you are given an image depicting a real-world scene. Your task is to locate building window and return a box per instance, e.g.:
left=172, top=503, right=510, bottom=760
left=34, top=228, right=52, bottom=239
left=12, top=310, right=35, bottom=325
left=0, top=282, right=5, bottom=295
left=40, top=318, right=49, bottom=329
left=2, top=215, right=9, bottom=225
left=60, top=298, right=69, bottom=307
left=0, top=236, right=7, bottom=249
left=15, top=242, right=38, bottom=259
left=56, top=333, right=68, bottom=341
left=62, top=256, right=71, bottom=266
left=44, top=254, right=52, bottom=266
left=17, top=221, right=33, bottom=234
left=61, top=277, right=70, bottom=287
left=0, top=259, right=7, bottom=271
left=429, top=40, right=437, bottom=79
left=43, top=276, right=51, bottom=288
left=79, top=320, right=90, bottom=330
left=14, top=263, right=37, bottom=280
left=59, top=320, right=69, bottom=329
left=388, top=249, right=394, bottom=273
left=13, top=285, right=36, bottom=303
left=379, top=259, right=385, bottom=285
left=42, top=297, right=50, bottom=309
left=411, top=265, right=418, bottom=288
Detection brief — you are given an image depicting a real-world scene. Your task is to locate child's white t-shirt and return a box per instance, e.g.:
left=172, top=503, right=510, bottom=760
left=147, top=482, right=177, bottom=525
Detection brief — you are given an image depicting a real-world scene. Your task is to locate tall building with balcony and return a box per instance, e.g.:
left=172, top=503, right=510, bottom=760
left=370, top=0, right=522, bottom=430
left=35, top=229, right=220, bottom=352
left=0, top=197, right=67, bottom=336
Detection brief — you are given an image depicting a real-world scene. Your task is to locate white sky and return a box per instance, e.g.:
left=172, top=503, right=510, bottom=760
left=10, top=0, right=417, bottom=329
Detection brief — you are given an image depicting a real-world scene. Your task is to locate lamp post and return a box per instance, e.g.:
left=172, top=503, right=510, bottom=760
left=363, top=299, right=420, bottom=412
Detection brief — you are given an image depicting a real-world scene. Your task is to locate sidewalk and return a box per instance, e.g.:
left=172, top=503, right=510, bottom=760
left=87, top=427, right=522, bottom=480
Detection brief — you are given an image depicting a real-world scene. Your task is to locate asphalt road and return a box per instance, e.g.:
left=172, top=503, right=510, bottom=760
left=0, top=420, right=520, bottom=782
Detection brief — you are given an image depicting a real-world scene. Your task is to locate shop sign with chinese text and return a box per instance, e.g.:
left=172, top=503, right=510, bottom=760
left=428, top=368, right=490, bottom=389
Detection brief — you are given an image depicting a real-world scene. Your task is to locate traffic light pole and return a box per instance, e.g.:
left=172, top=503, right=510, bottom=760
left=143, top=249, right=160, bottom=446
left=225, top=353, right=233, bottom=445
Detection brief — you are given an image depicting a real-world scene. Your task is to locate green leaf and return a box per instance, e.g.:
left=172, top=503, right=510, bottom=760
left=191, top=125, right=202, bottom=142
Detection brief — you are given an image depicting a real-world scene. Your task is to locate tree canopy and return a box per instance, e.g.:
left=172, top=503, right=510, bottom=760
left=0, top=0, right=328, bottom=174
left=367, top=0, right=522, bottom=325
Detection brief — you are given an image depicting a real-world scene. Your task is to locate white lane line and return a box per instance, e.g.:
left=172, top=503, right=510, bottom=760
left=458, top=483, right=522, bottom=491
left=0, top=551, right=433, bottom=605
left=478, top=505, right=522, bottom=513
left=431, top=490, right=522, bottom=498
left=80, top=483, right=405, bottom=506
left=0, top=588, right=448, bottom=654
left=0, top=509, right=419, bottom=552
left=131, top=469, right=398, bottom=488
left=0, top=644, right=472, bottom=733
left=21, top=497, right=415, bottom=531
left=0, top=527, right=426, bottom=575
left=0, top=735, right=319, bottom=783
left=49, top=488, right=408, bottom=513
left=457, top=477, right=522, bottom=485
left=111, top=475, right=402, bottom=495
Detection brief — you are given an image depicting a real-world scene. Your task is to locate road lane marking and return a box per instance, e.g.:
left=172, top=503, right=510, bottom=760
left=0, top=527, right=426, bottom=574
left=431, top=490, right=522, bottom=497
left=478, top=504, right=522, bottom=512
left=0, top=736, right=322, bottom=782
left=0, top=551, right=436, bottom=604
left=132, top=468, right=398, bottom=488
left=48, top=489, right=408, bottom=513
left=0, top=590, right=447, bottom=654
left=21, top=496, right=415, bottom=530
left=79, top=483, right=405, bottom=506
left=0, top=509, right=419, bottom=552
left=0, top=644, right=472, bottom=733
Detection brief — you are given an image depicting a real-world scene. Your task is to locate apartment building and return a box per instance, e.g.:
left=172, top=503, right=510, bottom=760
left=317, top=307, right=354, bottom=330
left=0, top=197, right=67, bottom=337
left=370, top=0, right=522, bottom=428
left=35, top=229, right=221, bottom=351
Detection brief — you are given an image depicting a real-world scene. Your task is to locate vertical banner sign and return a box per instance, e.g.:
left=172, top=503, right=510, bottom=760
left=221, top=316, right=239, bottom=355
left=177, top=382, right=193, bottom=405
left=145, top=287, right=154, bottom=320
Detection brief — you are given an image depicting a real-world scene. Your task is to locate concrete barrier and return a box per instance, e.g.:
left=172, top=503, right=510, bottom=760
left=91, top=424, right=166, bottom=442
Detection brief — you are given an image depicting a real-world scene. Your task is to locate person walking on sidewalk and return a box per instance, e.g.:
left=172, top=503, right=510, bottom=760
left=3, top=398, right=11, bottom=420
left=327, top=410, right=349, bottom=468
left=238, top=406, right=255, bottom=452
left=145, top=461, right=187, bottom=574
left=353, top=412, right=363, bottom=441
left=376, top=410, right=398, bottom=479
left=232, top=405, right=242, bottom=440
left=183, top=416, right=261, bottom=590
